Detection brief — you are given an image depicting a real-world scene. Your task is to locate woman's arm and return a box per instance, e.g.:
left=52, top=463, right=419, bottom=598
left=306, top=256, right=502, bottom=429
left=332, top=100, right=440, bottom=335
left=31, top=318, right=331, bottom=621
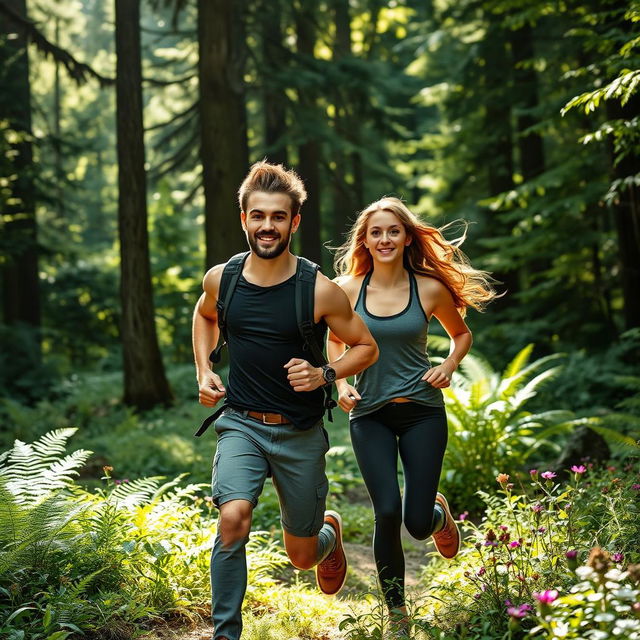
left=418, top=278, right=473, bottom=389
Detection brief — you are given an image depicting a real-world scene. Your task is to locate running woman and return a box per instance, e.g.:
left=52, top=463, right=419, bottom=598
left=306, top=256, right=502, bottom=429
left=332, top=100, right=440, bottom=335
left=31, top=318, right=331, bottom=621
left=328, top=197, right=495, bottom=633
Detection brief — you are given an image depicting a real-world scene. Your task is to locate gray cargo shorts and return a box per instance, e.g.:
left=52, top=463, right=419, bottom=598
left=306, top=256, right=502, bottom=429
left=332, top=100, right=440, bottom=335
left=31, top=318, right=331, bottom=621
left=211, top=407, right=330, bottom=537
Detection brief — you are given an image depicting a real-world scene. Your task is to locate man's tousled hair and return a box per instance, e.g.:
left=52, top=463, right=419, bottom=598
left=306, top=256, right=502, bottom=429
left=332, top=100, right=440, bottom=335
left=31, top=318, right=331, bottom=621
left=238, top=161, right=307, bottom=215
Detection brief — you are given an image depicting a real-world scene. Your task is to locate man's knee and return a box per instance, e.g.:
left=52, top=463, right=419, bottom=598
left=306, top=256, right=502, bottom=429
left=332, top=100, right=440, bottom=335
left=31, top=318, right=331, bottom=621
left=287, top=546, right=317, bottom=570
left=218, top=501, right=253, bottom=546
left=284, top=533, right=318, bottom=570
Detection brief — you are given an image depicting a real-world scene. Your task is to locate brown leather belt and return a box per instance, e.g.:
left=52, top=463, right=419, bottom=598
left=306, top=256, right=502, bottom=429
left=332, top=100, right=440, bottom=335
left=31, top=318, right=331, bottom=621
left=247, top=410, right=291, bottom=425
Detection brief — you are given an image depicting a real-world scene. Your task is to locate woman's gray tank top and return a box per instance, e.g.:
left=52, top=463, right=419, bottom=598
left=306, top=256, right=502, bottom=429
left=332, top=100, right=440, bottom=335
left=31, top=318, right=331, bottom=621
left=350, top=270, right=444, bottom=419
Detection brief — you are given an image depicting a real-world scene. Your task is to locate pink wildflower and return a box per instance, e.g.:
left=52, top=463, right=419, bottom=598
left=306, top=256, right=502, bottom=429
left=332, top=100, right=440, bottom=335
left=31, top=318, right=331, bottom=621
left=571, top=465, right=586, bottom=474
left=509, top=541, right=521, bottom=549
left=534, top=590, right=559, bottom=605
left=541, top=471, right=556, bottom=480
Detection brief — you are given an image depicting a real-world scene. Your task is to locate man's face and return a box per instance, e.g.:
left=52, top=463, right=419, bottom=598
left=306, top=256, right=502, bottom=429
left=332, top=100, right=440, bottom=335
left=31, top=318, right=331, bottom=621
left=241, top=191, right=300, bottom=260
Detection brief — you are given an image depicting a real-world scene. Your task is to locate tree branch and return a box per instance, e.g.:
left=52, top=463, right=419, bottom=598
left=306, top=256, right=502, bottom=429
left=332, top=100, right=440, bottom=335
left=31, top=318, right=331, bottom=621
left=0, top=1, right=114, bottom=87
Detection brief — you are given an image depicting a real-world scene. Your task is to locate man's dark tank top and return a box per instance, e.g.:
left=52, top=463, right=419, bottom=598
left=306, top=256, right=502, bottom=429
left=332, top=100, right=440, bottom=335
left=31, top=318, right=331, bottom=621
left=224, top=272, right=326, bottom=430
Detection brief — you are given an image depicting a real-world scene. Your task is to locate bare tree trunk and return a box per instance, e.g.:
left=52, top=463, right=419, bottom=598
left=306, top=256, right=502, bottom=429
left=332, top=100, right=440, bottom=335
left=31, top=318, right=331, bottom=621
left=262, top=0, right=288, bottom=166
left=330, top=0, right=358, bottom=245
left=115, top=0, right=172, bottom=410
left=607, top=95, right=640, bottom=329
left=296, top=5, right=323, bottom=266
left=198, top=0, right=249, bottom=268
left=0, top=0, right=40, bottom=338
left=510, top=23, right=545, bottom=182
left=481, top=22, right=518, bottom=301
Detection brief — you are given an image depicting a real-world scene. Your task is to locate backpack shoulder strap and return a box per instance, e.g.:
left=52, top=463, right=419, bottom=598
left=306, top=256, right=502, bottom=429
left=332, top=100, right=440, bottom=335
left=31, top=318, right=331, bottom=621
left=294, top=257, right=326, bottom=367
left=293, top=257, right=337, bottom=421
left=209, top=251, right=249, bottom=364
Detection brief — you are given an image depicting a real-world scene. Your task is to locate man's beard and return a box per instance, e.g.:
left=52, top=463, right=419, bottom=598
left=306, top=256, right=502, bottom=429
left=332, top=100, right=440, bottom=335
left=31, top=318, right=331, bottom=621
left=247, top=223, right=292, bottom=259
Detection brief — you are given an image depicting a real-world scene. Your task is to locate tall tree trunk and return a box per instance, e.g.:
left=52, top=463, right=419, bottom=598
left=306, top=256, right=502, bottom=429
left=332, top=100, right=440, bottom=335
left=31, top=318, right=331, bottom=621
left=296, top=6, right=322, bottom=266
left=607, top=95, right=640, bottom=329
left=331, top=0, right=357, bottom=245
left=53, top=17, right=64, bottom=217
left=115, top=0, right=172, bottom=410
left=198, top=0, right=249, bottom=268
left=481, top=22, right=518, bottom=301
left=510, top=23, right=545, bottom=182
left=262, top=0, right=288, bottom=166
left=0, top=0, right=41, bottom=338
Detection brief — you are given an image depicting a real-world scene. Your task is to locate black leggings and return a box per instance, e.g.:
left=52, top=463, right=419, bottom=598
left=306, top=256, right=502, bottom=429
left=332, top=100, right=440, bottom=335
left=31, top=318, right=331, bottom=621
left=350, top=402, right=448, bottom=611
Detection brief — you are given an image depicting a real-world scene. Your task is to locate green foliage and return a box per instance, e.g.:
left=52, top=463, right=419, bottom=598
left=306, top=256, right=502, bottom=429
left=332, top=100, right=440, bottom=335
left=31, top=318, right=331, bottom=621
left=437, top=345, right=636, bottom=513
left=419, top=461, right=640, bottom=638
left=528, top=559, right=640, bottom=639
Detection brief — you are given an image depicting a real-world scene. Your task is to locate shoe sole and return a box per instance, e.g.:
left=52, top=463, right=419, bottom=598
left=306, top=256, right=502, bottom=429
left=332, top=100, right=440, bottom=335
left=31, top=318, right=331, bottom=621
left=318, top=509, right=348, bottom=595
left=435, top=492, right=461, bottom=559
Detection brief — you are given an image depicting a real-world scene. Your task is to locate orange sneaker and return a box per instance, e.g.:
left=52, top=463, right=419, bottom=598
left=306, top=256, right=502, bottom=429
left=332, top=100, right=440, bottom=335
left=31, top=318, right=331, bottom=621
left=432, top=493, right=460, bottom=559
left=316, top=510, right=348, bottom=595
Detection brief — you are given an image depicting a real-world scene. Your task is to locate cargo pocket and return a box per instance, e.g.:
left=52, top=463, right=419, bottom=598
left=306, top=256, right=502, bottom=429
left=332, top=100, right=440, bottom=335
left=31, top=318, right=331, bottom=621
left=313, top=478, right=330, bottom=534
left=211, top=447, right=221, bottom=504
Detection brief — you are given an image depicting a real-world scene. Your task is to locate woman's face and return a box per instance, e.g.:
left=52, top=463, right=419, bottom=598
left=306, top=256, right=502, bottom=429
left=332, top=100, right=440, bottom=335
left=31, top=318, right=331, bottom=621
left=364, top=209, right=411, bottom=264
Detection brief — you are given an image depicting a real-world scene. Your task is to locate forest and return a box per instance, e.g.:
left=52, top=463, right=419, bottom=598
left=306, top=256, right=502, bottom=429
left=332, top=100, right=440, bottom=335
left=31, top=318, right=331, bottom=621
left=1, top=1, right=639, bottom=639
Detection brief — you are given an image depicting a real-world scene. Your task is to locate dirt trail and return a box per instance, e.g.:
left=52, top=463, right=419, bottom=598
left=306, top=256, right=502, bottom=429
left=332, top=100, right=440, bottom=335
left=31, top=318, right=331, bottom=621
left=142, top=536, right=436, bottom=640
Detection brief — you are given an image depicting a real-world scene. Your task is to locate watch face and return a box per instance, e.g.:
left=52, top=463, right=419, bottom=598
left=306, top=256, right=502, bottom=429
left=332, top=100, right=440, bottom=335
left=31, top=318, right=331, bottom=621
left=323, top=366, right=337, bottom=383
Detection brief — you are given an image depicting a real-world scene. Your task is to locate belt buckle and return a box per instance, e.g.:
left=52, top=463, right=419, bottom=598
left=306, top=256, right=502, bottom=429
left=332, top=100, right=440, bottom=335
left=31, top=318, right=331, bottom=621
left=262, top=412, right=281, bottom=425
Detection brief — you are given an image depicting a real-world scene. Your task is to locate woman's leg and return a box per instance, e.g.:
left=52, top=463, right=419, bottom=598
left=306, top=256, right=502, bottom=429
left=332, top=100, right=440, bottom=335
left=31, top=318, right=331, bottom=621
left=350, top=412, right=405, bottom=611
left=396, top=404, right=449, bottom=540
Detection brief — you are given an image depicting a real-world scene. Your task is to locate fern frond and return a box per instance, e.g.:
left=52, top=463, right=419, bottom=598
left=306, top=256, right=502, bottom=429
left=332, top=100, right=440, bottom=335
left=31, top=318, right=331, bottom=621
left=510, top=367, right=562, bottom=410
left=503, top=344, right=534, bottom=379
left=499, top=354, right=564, bottom=399
left=0, top=429, right=92, bottom=506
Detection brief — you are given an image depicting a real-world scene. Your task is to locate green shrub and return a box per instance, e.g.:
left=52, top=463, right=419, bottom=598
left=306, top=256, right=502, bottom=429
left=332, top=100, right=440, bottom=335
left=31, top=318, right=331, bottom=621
left=419, top=460, right=640, bottom=639
left=527, top=552, right=640, bottom=639
left=435, top=343, right=637, bottom=513
left=0, top=429, right=288, bottom=639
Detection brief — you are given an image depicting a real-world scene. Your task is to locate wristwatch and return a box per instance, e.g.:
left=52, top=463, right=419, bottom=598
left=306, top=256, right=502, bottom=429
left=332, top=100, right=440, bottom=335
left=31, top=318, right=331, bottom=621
left=321, top=364, right=337, bottom=385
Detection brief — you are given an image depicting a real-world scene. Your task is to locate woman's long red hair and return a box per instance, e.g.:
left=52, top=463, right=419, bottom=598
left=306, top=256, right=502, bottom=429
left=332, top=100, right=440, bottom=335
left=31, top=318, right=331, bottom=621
left=334, top=197, right=496, bottom=314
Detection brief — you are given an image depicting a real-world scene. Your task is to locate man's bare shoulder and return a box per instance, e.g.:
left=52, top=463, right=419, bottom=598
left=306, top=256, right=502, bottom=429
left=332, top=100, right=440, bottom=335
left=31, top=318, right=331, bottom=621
left=333, top=274, right=363, bottom=294
left=313, top=272, right=352, bottom=316
left=202, top=262, right=227, bottom=299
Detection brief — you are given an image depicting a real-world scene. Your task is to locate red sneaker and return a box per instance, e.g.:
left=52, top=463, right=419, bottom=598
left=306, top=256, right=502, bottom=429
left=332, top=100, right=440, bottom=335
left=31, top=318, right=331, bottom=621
left=315, top=510, right=348, bottom=595
left=432, top=493, right=461, bottom=559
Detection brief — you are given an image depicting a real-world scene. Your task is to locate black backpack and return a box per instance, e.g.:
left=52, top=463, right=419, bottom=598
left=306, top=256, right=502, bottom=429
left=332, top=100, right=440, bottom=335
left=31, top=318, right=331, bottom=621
left=209, top=251, right=336, bottom=418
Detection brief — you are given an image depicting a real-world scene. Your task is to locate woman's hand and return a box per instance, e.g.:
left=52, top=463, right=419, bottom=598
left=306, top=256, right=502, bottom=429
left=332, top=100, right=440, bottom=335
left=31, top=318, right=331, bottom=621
left=337, top=383, right=361, bottom=412
left=421, top=358, right=456, bottom=389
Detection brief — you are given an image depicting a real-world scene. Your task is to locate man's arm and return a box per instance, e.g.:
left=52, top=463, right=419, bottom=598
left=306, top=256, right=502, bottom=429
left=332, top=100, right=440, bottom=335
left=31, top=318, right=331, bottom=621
left=192, top=265, right=226, bottom=406
left=285, top=275, right=378, bottom=392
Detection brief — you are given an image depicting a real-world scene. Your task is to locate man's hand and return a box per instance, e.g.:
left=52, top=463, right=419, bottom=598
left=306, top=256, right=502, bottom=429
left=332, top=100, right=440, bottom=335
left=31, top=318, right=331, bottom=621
left=337, top=383, right=361, bottom=412
left=284, top=358, right=325, bottom=392
left=198, top=369, right=226, bottom=407
left=421, top=359, right=456, bottom=389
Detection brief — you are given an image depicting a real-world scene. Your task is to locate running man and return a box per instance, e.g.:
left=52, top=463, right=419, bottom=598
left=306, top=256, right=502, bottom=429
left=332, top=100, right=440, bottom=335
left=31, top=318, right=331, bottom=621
left=192, top=161, right=378, bottom=640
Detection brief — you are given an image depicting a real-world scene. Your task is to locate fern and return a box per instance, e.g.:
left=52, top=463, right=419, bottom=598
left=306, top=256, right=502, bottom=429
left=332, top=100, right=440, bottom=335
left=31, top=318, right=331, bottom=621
left=439, top=345, right=639, bottom=512
left=0, top=428, right=92, bottom=506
